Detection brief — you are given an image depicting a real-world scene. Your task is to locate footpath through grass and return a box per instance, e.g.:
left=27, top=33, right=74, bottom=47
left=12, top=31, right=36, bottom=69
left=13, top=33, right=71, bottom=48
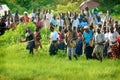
left=0, top=42, right=120, bottom=80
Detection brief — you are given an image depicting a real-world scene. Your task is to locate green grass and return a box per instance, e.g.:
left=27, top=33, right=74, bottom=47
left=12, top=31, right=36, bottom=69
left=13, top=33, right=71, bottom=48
left=0, top=42, right=120, bottom=80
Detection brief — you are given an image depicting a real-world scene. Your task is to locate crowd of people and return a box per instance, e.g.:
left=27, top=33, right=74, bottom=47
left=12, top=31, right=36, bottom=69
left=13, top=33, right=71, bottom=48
left=0, top=7, right=120, bottom=62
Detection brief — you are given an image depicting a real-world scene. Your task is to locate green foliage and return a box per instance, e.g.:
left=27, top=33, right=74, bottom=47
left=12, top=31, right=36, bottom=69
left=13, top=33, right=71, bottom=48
left=57, top=2, right=79, bottom=13
left=16, top=22, right=36, bottom=37
left=113, top=5, right=120, bottom=14
left=99, top=0, right=120, bottom=15
left=0, top=22, right=36, bottom=44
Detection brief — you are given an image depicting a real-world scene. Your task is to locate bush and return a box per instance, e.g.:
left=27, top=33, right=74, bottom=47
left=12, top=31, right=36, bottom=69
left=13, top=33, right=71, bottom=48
left=0, top=22, right=36, bottom=44
left=57, top=2, right=80, bottom=13
left=113, top=5, right=120, bottom=14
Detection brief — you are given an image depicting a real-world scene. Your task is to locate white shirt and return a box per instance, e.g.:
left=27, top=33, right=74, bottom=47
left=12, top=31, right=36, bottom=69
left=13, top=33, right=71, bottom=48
left=108, top=31, right=119, bottom=45
left=72, top=19, right=79, bottom=28
left=29, top=13, right=36, bottom=18
left=57, top=19, right=64, bottom=28
left=50, top=31, right=59, bottom=41
left=46, top=13, right=53, bottom=21
left=104, top=32, right=109, bottom=42
left=94, top=33, right=105, bottom=44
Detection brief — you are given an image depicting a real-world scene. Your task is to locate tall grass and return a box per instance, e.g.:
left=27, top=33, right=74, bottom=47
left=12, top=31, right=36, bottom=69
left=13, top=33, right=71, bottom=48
left=0, top=41, right=120, bottom=80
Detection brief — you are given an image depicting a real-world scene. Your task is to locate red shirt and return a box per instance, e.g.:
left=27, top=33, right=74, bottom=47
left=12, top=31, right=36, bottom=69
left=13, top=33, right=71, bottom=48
left=36, top=21, right=43, bottom=28
left=117, top=35, right=120, bottom=43
left=22, top=16, right=30, bottom=23
left=58, top=31, right=64, bottom=42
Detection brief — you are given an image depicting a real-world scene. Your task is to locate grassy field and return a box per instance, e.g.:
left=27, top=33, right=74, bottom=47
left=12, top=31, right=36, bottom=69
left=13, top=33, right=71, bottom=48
left=0, top=24, right=120, bottom=80
left=0, top=41, right=120, bottom=80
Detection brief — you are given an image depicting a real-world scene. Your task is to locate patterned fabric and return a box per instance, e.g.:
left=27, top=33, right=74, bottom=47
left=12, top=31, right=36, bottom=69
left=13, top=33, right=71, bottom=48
left=93, top=45, right=103, bottom=54
left=108, top=43, right=119, bottom=59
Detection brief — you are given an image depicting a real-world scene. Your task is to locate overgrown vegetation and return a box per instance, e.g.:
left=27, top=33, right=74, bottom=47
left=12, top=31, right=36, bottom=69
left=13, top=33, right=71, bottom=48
left=0, top=0, right=120, bottom=80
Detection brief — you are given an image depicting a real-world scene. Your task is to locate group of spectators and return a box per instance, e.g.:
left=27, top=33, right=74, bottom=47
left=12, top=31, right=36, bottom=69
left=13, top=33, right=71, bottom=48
left=0, top=7, right=120, bottom=61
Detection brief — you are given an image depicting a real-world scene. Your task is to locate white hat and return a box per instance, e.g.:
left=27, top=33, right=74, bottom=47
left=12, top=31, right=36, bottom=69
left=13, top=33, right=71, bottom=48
left=24, top=11, right=28, bottom=14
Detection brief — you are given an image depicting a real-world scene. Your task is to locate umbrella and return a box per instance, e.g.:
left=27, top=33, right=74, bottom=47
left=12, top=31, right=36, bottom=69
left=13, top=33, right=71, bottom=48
left=79, top=0, right=100, bottom=10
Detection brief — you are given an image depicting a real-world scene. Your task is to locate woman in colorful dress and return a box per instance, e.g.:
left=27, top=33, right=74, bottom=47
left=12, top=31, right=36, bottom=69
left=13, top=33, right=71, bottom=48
left=108, top=27, right=119, bottom=59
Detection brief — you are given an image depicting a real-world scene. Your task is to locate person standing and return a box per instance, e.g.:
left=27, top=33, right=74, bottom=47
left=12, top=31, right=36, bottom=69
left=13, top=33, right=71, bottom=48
left=20, top=27, right=35, bottom=55
left=29, top=9, right=36, bottom=19
left=21, top=11, right=30, bottom=23
left=29, top=9, right=36, bottom=23
left=46, top=9, right=53, bottom=21
left=34, top=27, right=42, bottom=51
left=57, top=15, right=64, bottom=29
left=92, top=28, right=105, bottom=62
left=65, top=28, right=78, bottom=60
left=83, top=26, right=93, bottom=60
left=92, top=9, right=101, bottom=25
left=84, top=7, right=92, bottom=23
left=13, top=10, right=19, bottom=24
left=72, top=16, right=79, bottom=28
left=108, top=27, right=119, bottom=59
left=36, top=17, right=43, bottom=29
left=76, top=28, right=83, bottom=56
left=103, top=28, right=109, bottom=58
left=50, top=15, right=57, bottom=27
left=49, top=27, right=59, bottom=55
left=7, top=10, right=13, bottom=22
left=58, top=27, right=65, bottom=50
left=36, top=8, right=42, bottom=20
left=105, top=10, right=111, bottom=24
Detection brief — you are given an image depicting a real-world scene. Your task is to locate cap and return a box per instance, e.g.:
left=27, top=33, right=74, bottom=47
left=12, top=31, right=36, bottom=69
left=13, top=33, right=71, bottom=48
left=84, top=26, right=89, bottom=29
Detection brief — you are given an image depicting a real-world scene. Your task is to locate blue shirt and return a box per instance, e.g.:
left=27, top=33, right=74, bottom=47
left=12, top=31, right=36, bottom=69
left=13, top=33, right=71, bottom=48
left=93, top=13, right=101, bottom=24
left=50, top=18, right=57, bottom=26
left=79, top=22, right=88, bottom=28
left=83, top=30, right=93, bottom=45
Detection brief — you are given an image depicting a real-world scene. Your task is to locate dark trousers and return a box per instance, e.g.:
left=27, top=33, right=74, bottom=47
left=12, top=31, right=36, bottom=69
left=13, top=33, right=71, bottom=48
left=26, top=42, right=34, bottom=55
left=85, top=46, right=93, bottom=60
left=49, top=41, right=58, bottom=55
left=76, top=40, right=83, bottom=56
left=103, top=43, right=109, bottom=58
